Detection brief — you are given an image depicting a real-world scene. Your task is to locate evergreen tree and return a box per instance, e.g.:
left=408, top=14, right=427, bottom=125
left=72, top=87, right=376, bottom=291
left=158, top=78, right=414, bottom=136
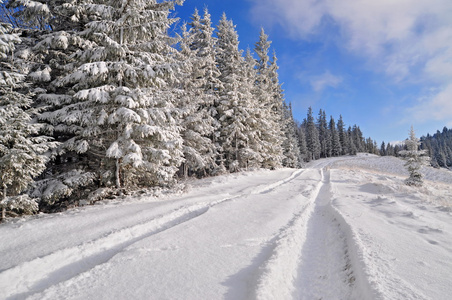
left=215, top=13, right=261, bottom=171
left=351, top=125, right=365, bottom=152
left=242, top=47, right=266, bottom=169
left=317, top=109, right=329, bottom=158
left=254, top=28, right=284, bottom=169
left=386, top=143, right=395, bottom=156
left=380, top=141, right=386, bottom=156
left=6, top=0, right=53, bottom=30
left=347, top=126, right=357, bottom=155
left=337, top=115, right=348, bottom=155
left=399, top=126, right=429, bottom=186
left=296, top=121, right=308, bottom=162
left=3, top=0, right=103, bottom=208
left=420, top=126, right=452, bottom=168
left=0, top=19, right=57, bottom=220
left=40, top=0, right=185, bottom=190
left=281, top=102, right=300, bottom=167
left=329, top=116, right=341, bottom=157
left=178, top=8, right=220, bottom=177
left=305, top=107, right=321, bottom=160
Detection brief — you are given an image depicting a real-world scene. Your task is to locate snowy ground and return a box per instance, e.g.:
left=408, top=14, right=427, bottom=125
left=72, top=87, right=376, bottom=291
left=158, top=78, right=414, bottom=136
left=1, top=155, right=452, bottom=300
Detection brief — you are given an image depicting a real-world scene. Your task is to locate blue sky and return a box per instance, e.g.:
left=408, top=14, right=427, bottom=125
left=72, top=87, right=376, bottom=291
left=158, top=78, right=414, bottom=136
left=173, top=0, right=452, bottom=144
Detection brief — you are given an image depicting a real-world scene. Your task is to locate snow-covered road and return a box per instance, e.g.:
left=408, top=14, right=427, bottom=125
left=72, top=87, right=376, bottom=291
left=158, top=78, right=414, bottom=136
left=1, top=155, right=452, bottom=299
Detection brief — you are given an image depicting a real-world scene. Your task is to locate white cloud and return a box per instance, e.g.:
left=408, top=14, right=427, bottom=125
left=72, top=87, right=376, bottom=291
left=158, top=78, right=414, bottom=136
left=310, top=71, right=343, bottom=92
left=249, top=0, right=452, bottom=125
left=407, top=84, right=452, bottom=124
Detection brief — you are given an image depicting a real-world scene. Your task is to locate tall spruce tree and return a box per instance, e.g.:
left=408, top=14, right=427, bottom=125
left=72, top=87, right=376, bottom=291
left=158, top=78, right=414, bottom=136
left=281, top=102, right=301, bottom=167
left=178, top=8, right=220, bottom=177
left=297, top=124, right=308, bottom=163
left=317, top=109, right=329, bottom=158
left=254, top=28, right=284, bottom=169
left=215, top=13, right=261, bottom=171
left=0, top=19, right=57, bottom=220
left=347, top=126, right=357, bottom=155
left=305, top=107, right=321, bottom=160
left=329, top=116, right=341, bottom=157
left=337, top=115, right=348, bottom=155
left=40, top=0, right=185, bottom=190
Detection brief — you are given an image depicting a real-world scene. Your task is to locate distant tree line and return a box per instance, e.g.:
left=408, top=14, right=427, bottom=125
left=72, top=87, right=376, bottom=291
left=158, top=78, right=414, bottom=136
left=0, top=0, right=378, bottom=219
left=420, top=127, right=452, bottom=169
left=379, top=126, right=452, bottom=170
left=296, top=107, right=379, bottom=162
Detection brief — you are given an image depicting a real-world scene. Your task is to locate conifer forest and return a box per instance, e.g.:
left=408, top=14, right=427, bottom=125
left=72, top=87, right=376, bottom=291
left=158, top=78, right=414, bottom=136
left=0, top=0, right=408, bottom=218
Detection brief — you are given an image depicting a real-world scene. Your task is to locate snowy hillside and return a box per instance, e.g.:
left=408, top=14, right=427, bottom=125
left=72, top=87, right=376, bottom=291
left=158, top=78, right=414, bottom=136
left=1, top=155, right=451, bottom=300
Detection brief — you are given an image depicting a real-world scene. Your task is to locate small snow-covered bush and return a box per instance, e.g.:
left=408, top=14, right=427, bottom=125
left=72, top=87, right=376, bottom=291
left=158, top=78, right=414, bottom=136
left=30, top=170, right=96, bottom=207
left=1, top=195, right=39, bottom=221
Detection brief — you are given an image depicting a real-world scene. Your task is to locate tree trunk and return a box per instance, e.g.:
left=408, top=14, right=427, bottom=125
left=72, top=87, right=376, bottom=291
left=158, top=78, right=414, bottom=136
left=115, top=158, right=121, bottom=188
left=1, top=185, right=6, bottom=221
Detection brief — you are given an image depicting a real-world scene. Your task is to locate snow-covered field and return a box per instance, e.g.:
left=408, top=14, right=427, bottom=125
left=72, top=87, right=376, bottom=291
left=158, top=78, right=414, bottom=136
left=1, top=155, right=451, bottom=300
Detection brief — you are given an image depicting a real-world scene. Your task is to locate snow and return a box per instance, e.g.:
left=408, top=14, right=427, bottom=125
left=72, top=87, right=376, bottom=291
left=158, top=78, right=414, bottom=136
left=1, top=155, right=452, bottom=299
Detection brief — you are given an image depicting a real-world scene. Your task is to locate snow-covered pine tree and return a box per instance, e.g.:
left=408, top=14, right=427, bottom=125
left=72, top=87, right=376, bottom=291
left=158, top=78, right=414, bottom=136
left=41, top=0, right=185, bottom=190
left=317, top=109, right=330, bottom=158
left=5, top=0, right=53, bottom=30
left=305, top=107, right=321, bottom=160
left=281, top=102, right=301, bottom=167
left=296, top=122, right=308, bottom=162
left=420, top=127, right=452, bottom=169
left=329, top=116, right=341, bottom=157
left=177, top=8, right=220, bottom=178
left=380, top=141, right=386, bottom=156
left=399, top=126, right=429, bottom=186
left=215, top=13, right=261, bottom=172
left=0, top=19, right=57, bottom=220
left=386, top=142, right=394, bottom=156
left=242, top=47, right=267, bottom=169
left=9, top=1, right=107, bottom=209
left=254, top=28, right=284, bottom=169
left=351, top=125, right=365, bottom=153
left=347, top=126, right=357, bottom=155
left=337, top=115, right=349, bottom=155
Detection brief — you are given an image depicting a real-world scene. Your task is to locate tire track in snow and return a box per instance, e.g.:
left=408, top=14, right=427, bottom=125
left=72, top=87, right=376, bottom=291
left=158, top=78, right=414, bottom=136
left=252, top=166, right=374, bottom=300
left=250, top=169, right=305, bottom=195
left=0, top=201, right=216, bottom=300
left=252, top=168, right=323, bottom=299
left=293, top=168, right=361, bottom=300
left=0, top=169, right=305, bottom=300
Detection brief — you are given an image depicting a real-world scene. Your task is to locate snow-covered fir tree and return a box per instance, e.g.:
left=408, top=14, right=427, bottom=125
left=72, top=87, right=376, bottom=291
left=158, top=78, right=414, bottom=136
left=0, top=19, right=57, bottom=220
left=40, top=0, right=185, bottom=191
left=281, top=102, right=301, bottom=167
left=5, top=0, right=53, bottom=30
left=242, top=47, right=269, bottom=169
left=6, top=0, right=107, bottom=208
left=177, top=8, right=220, bottom=178
left=296, top=123, right=308, bottom=162
left=317, top=109, right=330, bottom=158
left=351, top=125, right=365, bottom=153
left=329, top=116, right=341, bottom=157
left=304, top=107, right=321, bottom=161
left=400, top=126, right=429, bottom=186
left=0, top=2, right=384, bottom=218
left=215, top=13, right=262, bottom=172
left=253, top=28, right=284, bottom=169
left=380, top=141, right=387, bottom=156
left=347, top=126, right=357, bottom=155
left=337, top=115, right=349, bottom=155
left=420, top=127, right=452, bottom=169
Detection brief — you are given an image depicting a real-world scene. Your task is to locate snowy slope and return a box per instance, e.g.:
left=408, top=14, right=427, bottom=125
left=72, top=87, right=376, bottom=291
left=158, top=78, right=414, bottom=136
left=1, top=155, right=451, bottom=299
